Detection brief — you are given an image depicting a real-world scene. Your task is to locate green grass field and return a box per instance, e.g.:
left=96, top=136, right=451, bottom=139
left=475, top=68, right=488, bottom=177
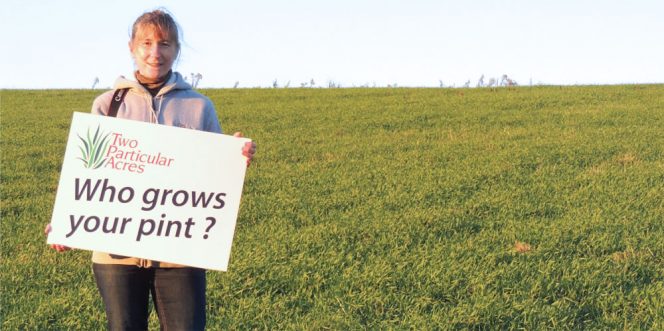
left=2, top=85, right=663, bottom=329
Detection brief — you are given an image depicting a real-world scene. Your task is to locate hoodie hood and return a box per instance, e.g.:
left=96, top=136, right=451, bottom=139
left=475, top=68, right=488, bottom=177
left=113, top=71, right=191, bottom=97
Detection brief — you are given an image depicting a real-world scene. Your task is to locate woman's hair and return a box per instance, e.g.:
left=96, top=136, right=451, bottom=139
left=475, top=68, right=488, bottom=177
left=131, top=9, right=181, bottom=50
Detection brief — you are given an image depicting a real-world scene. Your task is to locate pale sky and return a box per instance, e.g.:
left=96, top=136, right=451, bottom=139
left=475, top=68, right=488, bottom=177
left=1, top=0, right=662, bottom=89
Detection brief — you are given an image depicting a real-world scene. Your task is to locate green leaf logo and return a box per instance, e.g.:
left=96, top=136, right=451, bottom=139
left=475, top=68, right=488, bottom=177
left=77, top=125, right=111, bottom=169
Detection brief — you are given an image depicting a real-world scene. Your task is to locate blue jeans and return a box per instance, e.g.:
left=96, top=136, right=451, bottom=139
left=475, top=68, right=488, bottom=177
left=92, top=264, right=206, bottom=331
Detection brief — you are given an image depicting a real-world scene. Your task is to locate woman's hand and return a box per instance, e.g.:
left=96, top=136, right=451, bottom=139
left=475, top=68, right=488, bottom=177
left=44, top=224, right=71, bottom=252
left=233, top=132, right=257, bottom=167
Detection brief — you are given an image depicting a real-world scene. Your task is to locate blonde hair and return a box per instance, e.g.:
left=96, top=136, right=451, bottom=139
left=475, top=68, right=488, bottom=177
left=131, top=9, right=181, bottom=50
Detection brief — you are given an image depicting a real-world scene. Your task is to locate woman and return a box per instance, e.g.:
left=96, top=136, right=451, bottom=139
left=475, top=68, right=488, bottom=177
left=46, top=9, right=256, bottom=330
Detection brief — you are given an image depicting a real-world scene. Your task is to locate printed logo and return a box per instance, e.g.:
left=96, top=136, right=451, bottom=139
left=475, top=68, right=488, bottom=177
left=77, top=125, right=111, bottom=169
left=77, top=126, right=175, bottom=174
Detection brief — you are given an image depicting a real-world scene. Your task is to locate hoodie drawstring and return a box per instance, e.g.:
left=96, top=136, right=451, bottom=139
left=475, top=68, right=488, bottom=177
left=157, top=95, right=164, bottom=121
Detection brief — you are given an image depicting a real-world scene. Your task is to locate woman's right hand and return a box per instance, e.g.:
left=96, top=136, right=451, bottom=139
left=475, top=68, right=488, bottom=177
left=44, top=224, right=71, bottom=252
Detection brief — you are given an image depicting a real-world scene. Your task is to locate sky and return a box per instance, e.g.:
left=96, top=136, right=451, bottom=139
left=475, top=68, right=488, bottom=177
left=1, top=0, right=663, bottom=89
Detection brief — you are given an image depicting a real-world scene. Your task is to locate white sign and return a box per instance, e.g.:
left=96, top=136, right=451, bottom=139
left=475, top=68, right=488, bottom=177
left=47, top=112, right=250, bottom=271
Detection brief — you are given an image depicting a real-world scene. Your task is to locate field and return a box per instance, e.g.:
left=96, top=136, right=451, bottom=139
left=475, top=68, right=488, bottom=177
left=1, top=85, right=663, bottom=329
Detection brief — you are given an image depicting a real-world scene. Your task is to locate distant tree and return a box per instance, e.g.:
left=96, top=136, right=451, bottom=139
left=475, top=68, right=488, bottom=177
left=477, top=74, right=485, bottom=87
left=500, top=74, right=517, bottom=87
left=188, top=73, right=202, bottom=88
left=91, top=77, right=99, bottom=89
left=186, top=73, right=203, bottom=88
left=233, top=81, right=239, bottom=88
left=500, top=74, right=508, bottom=86
left=439, top=80, right=444, bottom=88
left=284, top=80, right=290, bottom=88
left=310, top=79, right=315, bottom=88
left=487, top=77, right=496, bottom=87
left=273, top=79, right=278, bottom=88
left=463, top=80, right=471, bottom=88
left=191, top=73, right=203, bottom=88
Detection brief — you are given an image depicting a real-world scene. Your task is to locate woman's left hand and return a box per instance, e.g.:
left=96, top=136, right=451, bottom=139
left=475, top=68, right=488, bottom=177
left=233, top=132, right=256, bottom=167
left=44, top=224, right=72, bottom=252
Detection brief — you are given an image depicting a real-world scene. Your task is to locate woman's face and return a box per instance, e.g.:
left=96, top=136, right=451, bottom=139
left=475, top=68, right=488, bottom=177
left=129, top=25, right=178, bottom=80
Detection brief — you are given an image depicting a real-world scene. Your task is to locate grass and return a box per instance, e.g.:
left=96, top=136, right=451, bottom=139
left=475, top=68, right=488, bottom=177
left=1, top=85, right=663, bottom=329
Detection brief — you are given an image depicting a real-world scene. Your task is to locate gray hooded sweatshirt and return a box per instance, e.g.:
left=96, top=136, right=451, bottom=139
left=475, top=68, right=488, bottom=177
left=91, top=71, right=222, bottom=133
left=90, top=71, right=222, bottom=268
